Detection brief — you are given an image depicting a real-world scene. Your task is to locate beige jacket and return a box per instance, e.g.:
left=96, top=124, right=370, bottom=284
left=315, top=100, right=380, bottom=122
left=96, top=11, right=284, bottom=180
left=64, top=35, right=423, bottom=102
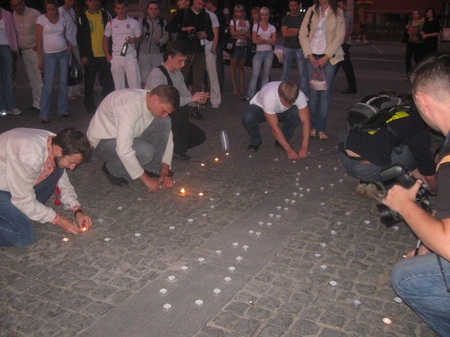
left=299, top=5, right=345, bottom=65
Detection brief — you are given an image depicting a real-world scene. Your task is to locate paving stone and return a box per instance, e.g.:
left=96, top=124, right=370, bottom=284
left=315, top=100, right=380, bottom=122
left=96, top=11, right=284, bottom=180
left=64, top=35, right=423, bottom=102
left=82, top=301, right=114, bottom=318
left=224, top=302, right=249, bottom=316
left=231, top=318, right=260, bottom=336
left=290, top=319, right=321, bottom=335
left=246, top=306, right=272, bottom=320
left=212, top=312, right=240, bottom=329
left=255, top=324, right=286, bottom=337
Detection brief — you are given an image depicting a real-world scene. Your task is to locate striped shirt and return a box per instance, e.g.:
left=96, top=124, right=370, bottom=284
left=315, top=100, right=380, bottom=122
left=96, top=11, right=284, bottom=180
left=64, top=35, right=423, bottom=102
left=281, top=12, right=305, bottom=49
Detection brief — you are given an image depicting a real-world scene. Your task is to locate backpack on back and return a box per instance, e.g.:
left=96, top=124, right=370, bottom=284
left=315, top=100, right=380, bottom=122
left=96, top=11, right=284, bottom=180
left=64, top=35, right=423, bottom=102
left=346, top=94, right=406, bottom=134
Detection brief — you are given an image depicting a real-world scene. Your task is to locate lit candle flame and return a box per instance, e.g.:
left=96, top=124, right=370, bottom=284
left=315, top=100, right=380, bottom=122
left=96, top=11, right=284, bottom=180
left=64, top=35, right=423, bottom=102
left=214, top=157, right=219, bottom=162
left=201, top=163, right=205, bottom=167
left=180, top=188, right=186, bottom=194
left=81, top=227, right=87, bottom=232
left=198, top=192, right=204, bottom=196
left=62, top=237, right=69, bottom=242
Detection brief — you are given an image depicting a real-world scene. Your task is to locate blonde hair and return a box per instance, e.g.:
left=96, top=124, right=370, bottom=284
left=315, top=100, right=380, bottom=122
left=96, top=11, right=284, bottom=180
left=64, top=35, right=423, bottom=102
left=278, top=80, right=300, bottom=104
left=233, top=4, right=246, bottom=20
left=260, top=6, right=269, bottom=15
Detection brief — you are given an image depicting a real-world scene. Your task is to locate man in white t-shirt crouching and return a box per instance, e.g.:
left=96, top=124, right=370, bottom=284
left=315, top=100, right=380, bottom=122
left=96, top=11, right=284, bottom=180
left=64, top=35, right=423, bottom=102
left=241, top=80, right=311, bottom=160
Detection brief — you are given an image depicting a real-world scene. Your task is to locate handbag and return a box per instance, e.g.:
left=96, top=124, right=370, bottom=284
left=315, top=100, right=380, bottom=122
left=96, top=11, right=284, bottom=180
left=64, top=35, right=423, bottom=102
left=68, top=52, right=83, bottom=86
left=309, top=67, right=327, bottom=91
left=223, top=37, right=236, bottom=54
left=222, top=20, right=237, bottom=54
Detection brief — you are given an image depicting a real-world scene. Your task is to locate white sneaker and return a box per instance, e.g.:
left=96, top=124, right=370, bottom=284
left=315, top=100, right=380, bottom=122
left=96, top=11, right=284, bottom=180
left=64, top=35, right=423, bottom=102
left=11, top=108, right=22, bottom=115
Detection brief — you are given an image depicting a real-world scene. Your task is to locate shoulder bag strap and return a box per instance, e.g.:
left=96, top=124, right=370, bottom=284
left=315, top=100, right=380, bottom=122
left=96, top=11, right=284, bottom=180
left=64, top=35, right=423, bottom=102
left=157, top=65, right=173, bottom=86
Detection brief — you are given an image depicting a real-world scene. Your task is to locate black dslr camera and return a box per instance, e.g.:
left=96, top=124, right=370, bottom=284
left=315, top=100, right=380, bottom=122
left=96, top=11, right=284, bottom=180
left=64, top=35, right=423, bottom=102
left=376, top=164, right=434, bottom=227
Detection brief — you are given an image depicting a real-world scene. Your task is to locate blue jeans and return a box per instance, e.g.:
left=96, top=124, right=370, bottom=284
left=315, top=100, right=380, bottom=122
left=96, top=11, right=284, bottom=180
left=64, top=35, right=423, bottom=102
left=247, top=49, right=273, bottom=98
left=40, top=51, right=69, bottom=119
left=0, top=44, right=17, bottom=111
left=0, top=168, right=63, bottom=247
left=281, top=47, right=309, bottom=98
left=392, top=254, right=450, bottom=336
left=306, top=57, right=337, bottom=133
left=93, top=118, right=171, bottom=176
left=338, top=144, right=416, bottom=185
left=241, top=104, right=300, bottom=146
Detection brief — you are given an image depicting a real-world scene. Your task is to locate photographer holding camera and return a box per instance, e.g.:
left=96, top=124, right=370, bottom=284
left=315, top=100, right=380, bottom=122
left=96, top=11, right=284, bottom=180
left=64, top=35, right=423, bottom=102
left=384, top=55, right=450, bottom=337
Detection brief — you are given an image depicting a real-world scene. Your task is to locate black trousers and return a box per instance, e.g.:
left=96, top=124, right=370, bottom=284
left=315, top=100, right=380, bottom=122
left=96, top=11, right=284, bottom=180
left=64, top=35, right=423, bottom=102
left=83, top=57, right=115, bottom=114
left=170, top=105, right=206, bottom=154
left=336, top=43, right=357, bottom=91
left=405, top=42, right=424, bottom=75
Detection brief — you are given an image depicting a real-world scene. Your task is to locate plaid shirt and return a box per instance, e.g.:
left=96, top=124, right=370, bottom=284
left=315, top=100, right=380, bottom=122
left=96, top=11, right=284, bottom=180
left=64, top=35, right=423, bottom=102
left=13, top=6, right=40, bottom=50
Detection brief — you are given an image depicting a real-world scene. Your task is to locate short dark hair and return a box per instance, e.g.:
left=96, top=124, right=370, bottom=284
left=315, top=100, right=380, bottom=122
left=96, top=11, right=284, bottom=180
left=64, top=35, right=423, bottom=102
left=146, top=1, right=159, bottom=10
left=425, top=7, right=436, bottom=20
left=150, top=85, right=180, bottom=111
left=207, top=0, right=218, bottom=7
left=411, top=55, right=450, bottom=102
left=167, top=40, right=190, bottom=58
left=52, top=128, right=92, bottom=162
left=337, top=0, right=347, bottom=5
left=114, top=0, right=127, bottom=7
left=45, top=0, right=59, bottom=7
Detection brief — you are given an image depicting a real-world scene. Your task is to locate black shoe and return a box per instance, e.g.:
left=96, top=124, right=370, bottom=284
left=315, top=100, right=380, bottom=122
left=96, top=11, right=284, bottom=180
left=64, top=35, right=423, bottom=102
left=173, top=152, right=191, bottom=161
left=102, top=163, right=128, bottom=186
left=243, top=96, right=251, bottom=102
left=145, top=170, right=174, bottom=179
left=341, top=89, right=357, bottom=94
left=40, top=118, right=49, bottom=124
left=247, top=141, right=261, bottom=151
left=28, top=106, right=40, bottom=114
left=191, top=109, right=205, bottom=120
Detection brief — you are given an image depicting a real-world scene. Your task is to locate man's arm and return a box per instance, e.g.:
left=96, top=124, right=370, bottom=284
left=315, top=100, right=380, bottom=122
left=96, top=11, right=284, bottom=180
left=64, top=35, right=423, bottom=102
left=159, top=19, right=169, bottom=46
left=383, top=180, right=450, bottom=260
left=131, top=20, right=143, bottom=44
left=281, top=18, right=300, bottom=38
left=264, top=112, right=299, bottom=160
left=103, top=35, right=112, bottom=62
left=165, top=9, right=184, bottom=33
left=298, top=106, right=310, bottom=158
left=211, top=26, right=219, bottom=52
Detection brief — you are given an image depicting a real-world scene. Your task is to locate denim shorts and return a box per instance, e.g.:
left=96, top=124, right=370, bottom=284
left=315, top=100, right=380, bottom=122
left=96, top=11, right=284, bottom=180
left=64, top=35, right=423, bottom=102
left=231, top=46, right=247, bottom=59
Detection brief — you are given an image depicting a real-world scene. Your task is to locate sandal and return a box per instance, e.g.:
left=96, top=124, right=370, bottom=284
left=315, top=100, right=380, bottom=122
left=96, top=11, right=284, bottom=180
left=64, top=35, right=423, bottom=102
left=310, top=129, right=317, bottom=138
left=318, top=132, right=328, bottom=141
left=233, top=87, right=240, bottom=96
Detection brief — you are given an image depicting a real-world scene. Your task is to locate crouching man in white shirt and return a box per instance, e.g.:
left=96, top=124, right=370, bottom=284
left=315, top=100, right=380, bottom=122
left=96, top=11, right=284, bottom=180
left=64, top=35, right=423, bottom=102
left=87, top=85, right=180, bottom=191
left=0, top=128, right=93, bottom=247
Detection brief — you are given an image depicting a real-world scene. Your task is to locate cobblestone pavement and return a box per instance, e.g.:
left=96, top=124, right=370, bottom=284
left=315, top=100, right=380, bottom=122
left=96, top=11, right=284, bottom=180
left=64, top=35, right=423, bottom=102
left=1, top=41, right=447, bottom=337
